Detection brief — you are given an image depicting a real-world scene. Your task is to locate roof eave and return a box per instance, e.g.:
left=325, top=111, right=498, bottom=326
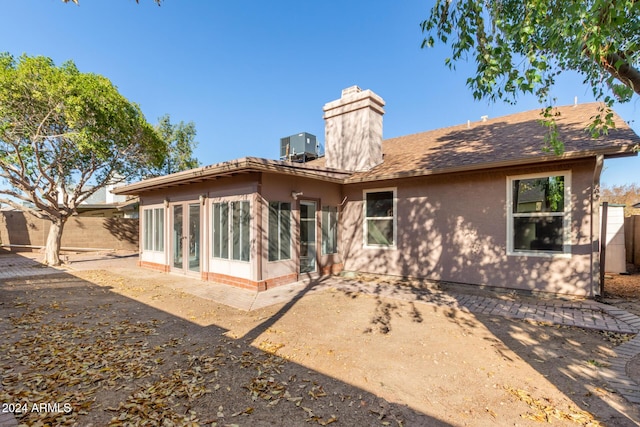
left=112, top=157, right=350, bottom=195
left=345, top=146, right=637, bottom=184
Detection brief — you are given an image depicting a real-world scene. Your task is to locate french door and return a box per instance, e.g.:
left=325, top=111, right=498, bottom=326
left=172, top=203, right=201, bottom=274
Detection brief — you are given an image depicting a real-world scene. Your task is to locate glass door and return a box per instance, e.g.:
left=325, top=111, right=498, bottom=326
left=299, top=201, right=316, bottom=273
left=171, top=203, right=201, bottom=274
left=188, top=203, right=200, bottom=272
left=172, top=205, right=183, bottom=269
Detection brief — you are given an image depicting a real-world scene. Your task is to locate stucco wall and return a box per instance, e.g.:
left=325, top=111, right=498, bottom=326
left=138, top=174, right=260, bottom=278
left=340, top=159, right=597, bottom=296
left=135, top=172, right=344, bottom=288
left=260, top=173, right=343, bottom=281
left=0, top=211, right=138, bottom=251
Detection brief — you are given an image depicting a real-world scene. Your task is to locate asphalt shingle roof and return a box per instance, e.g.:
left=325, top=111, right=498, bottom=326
left=116, top=103, right=638, bottom=194
left=309, top=103, right=639, bottom=182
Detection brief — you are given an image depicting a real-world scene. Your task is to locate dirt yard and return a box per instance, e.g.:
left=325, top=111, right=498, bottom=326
left=1, top=259, right=640, bottom=426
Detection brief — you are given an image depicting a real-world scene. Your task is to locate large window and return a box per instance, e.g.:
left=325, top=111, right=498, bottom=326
left=143, top=207, right=164, bottom=252
left=364, top=189, right=396, bottom=248
left=322, top=206, right=338, bottom=254
left=212, top=202, right=229, bottom=259
left=232, top=201, right=250, bottom=261
left=508, top=173, right=570, bottom=255
left=212, top=201, right=250, bottom=262
left=268, top=202, right=291, bottom=261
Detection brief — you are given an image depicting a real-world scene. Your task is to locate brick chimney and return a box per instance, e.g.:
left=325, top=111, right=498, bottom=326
left=323, top=86, right=385, bottom=171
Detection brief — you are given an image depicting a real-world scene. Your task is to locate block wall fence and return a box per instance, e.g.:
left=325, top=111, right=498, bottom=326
left=624, top=215, right=640, bottom=268
left=0, top=211, right=138, bottom=251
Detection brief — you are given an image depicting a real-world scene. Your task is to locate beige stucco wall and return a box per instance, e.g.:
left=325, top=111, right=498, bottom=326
left=323, top=88, right=385, bottom=172
left=259, top=173, right=343, bottom=281
left=133, top=158, right=600, bottom=295
left=340, top=159, right=597, bottom=296
left=138, top=174, right=260, bottom=278
left=136, top=172, right=344, bottom=286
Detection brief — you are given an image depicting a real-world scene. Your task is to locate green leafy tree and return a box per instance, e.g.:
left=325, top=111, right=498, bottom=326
left=421, top=0, right=639, bottom=153
left=154, top=114, right=200, bottom=176
left=0, top=53, right=167, bottom=265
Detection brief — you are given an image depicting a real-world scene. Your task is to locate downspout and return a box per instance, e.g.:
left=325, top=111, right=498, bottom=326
left=592, top=155, right=604, bottom=297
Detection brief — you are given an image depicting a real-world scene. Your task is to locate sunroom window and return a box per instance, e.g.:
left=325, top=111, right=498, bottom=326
left=143, top=207, right=164, bottom=252
left=508, top=173, right=570, bottom=255
left=212, top=201, right=250, bottom=262
left=268, top=202, right=291, bottom=261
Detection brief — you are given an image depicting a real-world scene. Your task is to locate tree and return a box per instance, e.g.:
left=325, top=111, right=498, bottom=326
left=0, top=53, right=166, bottom=265
left=154, top=114, right=200, bottom=176
left=601, top=183, right=640, bottom=216
left=421, top=0, right=639, bottom=153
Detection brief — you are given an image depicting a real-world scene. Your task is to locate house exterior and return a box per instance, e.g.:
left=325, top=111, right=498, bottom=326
left=63, top=183, right=139, bottom=218
left=113, top=87, right=639, bottom=297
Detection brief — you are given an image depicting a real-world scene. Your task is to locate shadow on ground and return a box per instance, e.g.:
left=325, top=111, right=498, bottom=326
left=0, top=262, right=448, bottom=426
left=340, top=275, right=640, bottom=427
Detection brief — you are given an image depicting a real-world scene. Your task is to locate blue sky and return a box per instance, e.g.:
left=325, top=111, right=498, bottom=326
left=2, top=0, right=638, bottom=186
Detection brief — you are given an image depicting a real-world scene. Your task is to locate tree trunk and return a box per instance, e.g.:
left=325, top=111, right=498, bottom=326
left=43, top=218, right=66, bottom=266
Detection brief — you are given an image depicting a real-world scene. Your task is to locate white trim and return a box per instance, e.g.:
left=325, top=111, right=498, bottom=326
left=140, top=204, right=165, bottom=265
left=210, top=199, right=251, bottom=263
left=299, top=200, right=318, bottom=273
left=506, top=170, right=572, bottom=258
left=141, top=204, right=165, bottom=253
left=363, top=187, right=397, bottom=250
left=321, top=205, right=339, bottom=255
left=267, top=201, right=292, bottom=262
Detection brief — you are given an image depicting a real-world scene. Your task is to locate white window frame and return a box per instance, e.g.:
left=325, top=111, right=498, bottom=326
left=212, top=202, right=229, bottom=259
left=211, top=200, right=250, bottom=262
left=321, top=205, right=338, bottom=255
left=142, top=206, right=164, bottom=252
left=231, top=200, right=251, bottom=262
left=363, top=187, right=397, bottom=250
left=268, top=201, right=292, bottom=261
left=507, top=171, right=571, bottom=257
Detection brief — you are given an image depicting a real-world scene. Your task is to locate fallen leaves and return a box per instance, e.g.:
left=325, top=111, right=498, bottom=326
left=0, top=297, right=352, bottom=426
left=598, top=330, right=635, bottom=345
left=0, top=307, right=172, bottom=426
left=506, top=386, right=602, bottom=426
left=107, top=369, right=210, bottom=426
left=1, top=270, right=552, bottom=426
